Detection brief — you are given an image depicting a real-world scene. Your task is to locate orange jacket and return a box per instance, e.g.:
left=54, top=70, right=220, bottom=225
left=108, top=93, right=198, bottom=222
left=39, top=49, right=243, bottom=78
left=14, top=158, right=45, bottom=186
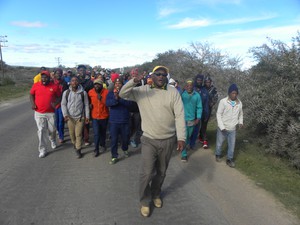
left=88, top=88, right=109, bottom=119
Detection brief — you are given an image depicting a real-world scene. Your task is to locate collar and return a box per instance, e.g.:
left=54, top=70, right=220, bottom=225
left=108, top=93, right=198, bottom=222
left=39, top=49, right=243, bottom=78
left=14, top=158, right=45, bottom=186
left=150, top=83, right=168, bottom=90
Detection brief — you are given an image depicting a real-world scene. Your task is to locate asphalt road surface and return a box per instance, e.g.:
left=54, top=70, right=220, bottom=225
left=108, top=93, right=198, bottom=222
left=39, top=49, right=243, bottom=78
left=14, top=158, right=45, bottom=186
left=0, top=97, right=298, bottom=225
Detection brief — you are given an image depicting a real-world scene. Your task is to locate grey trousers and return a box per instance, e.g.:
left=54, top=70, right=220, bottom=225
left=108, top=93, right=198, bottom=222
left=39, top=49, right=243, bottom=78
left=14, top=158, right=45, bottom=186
left=139, top=135, right=177, bottom=206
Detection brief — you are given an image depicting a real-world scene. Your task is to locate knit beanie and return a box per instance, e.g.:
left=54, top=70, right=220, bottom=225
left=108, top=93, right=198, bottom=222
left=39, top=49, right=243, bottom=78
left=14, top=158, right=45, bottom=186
left=228, top=84, right=239, bottom=94
left=111, top=73, right=120, bottom=83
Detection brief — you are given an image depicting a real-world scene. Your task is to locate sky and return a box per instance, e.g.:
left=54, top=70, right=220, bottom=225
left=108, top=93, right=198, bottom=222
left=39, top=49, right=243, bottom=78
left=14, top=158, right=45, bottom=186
left=0, top=0, right=299, bottom=70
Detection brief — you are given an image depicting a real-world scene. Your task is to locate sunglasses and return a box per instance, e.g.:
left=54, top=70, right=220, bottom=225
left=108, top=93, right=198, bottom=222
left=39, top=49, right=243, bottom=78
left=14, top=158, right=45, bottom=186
left=153, top=72, right=168, bottom=77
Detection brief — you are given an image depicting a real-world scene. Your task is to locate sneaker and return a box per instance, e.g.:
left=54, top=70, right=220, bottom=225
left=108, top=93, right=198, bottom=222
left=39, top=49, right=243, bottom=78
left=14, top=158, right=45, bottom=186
left=39, top=152, right=47, bottom=158
left=130, top=140, right=137, bottom=148
left=215, top=155, right=222, bottom=162
left=226, top=159, right=236, bottom=168
left=109, top=158, right=118, bottom=165
left=153, top=198, right=162, bottom=208
left=124, top=150, right=129, bottom=158
left=99, top=146, right=106, bottom=153
left=181, top=156, right=188, bottom=162
left=84, top=142, right=90, bottom=146
left=140, top=205, right=150, bottom=217
left=94, top=150, right=99, bottom=157
left=76, top=150, right=83, bottom=159
left=203, top=140, right=208, bottom=149
left=50, top=140, right=57, bottom=149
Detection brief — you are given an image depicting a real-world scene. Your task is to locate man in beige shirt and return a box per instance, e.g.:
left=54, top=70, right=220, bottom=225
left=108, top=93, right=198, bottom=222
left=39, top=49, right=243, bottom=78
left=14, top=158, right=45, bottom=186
left=119, top=65, right=186, bottom=217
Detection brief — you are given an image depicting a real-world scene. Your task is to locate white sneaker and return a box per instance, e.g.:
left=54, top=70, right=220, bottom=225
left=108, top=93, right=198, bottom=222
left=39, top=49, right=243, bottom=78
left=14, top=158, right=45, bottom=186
left=39, top=152, right=47, bottom=158
left=50, top=140, right=57, bottom=149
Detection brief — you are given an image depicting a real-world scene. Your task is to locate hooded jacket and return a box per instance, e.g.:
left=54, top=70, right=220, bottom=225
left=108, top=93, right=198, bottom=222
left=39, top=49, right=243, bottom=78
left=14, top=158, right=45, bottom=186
left=61, top=85, right=90, bottom=119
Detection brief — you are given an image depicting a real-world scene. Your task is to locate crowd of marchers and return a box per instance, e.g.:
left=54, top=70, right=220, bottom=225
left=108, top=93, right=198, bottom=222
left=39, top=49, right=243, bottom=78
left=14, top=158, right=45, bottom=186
left=29, top=64, right=243, bottom=217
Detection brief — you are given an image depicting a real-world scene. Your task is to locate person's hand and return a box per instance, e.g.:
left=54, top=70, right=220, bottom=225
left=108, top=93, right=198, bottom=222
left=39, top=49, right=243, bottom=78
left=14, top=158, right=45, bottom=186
left=194, top=119, right=199, bottom=125
left=222, top=129, right=227, bottom=132
left=238, top=124, right=243, bottom=129
left=64, top=116, right=69, bottom=122
left=177, top=140, right=185, bottom=152
left=85, top=118, right=90, bottom=124
left=31, top=104, right=37, bottom=110
left=133, top=74, right=144, bottom=83
left=50, top=102, right=56, bottom=109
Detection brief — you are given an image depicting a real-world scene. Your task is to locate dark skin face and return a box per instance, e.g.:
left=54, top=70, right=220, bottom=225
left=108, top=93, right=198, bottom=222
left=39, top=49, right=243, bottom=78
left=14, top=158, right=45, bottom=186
left=77, top=67, right=86, bottom=80
left=229, top=91, right=238, bottom=101
left=205, top=80, right=211, bottom=88
left=70, top=77, right=79, bottom=90
left=41, top=74, right=50, bottom=85
left=196, top=78, right=203, bottom=87
left=185, top=82, right=194, bottom=94
left=54, top=70, right=62, bottom=80
left=94, top=83, right=103, bottom=93
left=151, top=69, right=168, bottom=88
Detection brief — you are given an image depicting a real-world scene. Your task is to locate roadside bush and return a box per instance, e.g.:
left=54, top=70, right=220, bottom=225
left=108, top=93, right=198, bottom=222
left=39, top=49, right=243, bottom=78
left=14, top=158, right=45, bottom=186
left=241, top=34, right=300, bottom=168
left=1, top=77, right=15, bottom=86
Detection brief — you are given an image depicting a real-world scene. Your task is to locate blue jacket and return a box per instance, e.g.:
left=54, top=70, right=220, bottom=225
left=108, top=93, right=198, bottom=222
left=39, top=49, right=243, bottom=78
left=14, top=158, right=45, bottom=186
left=106, top=90, right=132, bottom=123
left=194, top=85, right=209, bottom=120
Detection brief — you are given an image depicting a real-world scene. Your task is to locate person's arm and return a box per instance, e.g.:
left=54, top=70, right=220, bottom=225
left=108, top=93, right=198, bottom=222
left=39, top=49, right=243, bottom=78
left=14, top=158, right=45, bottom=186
left=173, top=91, right=186, bottom=151
left=105, top=91, right=118, bottom=107
left=83, top=91, right=90, bottom=123
left=216, top=99, right=225, bottom=131
left=61, top=91, right=69, bottom=121
left=238, top=101, right=243, bottom=128
left=195, top=93, right=202, bottom=124
left=29, top=94, right=36, bottom=110
left=119, top=79, right=138, bottom=101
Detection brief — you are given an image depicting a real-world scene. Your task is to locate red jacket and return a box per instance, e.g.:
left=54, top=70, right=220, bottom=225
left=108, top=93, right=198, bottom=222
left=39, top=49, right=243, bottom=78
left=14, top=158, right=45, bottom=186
left=88, top=88, right=109, bottom=119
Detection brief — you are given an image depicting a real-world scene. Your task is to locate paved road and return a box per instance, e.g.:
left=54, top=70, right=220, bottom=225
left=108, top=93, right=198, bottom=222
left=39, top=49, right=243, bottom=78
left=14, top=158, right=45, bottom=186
left=0, top=98, right=298, bottom=225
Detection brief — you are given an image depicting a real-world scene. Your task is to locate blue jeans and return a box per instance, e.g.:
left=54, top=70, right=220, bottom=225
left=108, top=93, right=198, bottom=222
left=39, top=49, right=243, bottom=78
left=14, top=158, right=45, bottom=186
left=109, top=123, right=129, bottom=158
left=215, top=128, right=236, bottom=159
left=92, top=119, right=108, bottom=151
left=55, top=107, right=64, bottom=140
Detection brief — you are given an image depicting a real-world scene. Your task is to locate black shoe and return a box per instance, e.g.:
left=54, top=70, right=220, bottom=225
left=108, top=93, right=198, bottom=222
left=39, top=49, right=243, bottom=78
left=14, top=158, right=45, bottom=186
left=226, top=159, right=235, bottom=168
left=94, top=150, right=99, bottom=157
left=76, top=149, right=83, bottom=159
left=181, top=156, right=188, bottom=162
left=215, top=155, right=222, bottom=162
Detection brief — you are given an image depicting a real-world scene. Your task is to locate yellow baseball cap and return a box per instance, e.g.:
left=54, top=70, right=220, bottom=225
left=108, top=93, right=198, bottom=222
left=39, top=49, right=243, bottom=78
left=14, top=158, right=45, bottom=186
left=152, top=66, right=169, bottom=74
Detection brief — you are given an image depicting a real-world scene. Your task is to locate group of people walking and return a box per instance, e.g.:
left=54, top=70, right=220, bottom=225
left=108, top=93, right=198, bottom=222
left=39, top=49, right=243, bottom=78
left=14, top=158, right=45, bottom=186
left=29, top=64, right=243, bottom=217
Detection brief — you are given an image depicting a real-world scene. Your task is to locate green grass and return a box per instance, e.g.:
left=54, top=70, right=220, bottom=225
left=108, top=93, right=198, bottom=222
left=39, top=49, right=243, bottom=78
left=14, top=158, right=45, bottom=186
left=0, top=83, right=31, bottom=102
left=207, top=119, right=300, bottom=218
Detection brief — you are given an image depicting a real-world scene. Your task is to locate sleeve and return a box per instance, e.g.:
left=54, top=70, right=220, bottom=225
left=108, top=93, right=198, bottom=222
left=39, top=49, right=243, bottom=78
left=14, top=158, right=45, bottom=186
left=216, top=100, right=225, bottom=130
left=83, top=91, right=90, bottom=119
left=119, top=79, right=137, bottom=101
left=61, top=91, right=68, bottom=117
left=105, top=91, right=118, bottom=107
left=173, top=91, right=186, bottom=142
left=238, top=101, right=243, bottom=125
left=196, top=94, right=203, bottom=120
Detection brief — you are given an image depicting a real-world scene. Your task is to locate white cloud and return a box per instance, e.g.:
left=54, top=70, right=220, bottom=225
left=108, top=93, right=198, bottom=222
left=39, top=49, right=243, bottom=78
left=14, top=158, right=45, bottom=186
left=168, top=14, right=276, bottom=29
left=10, top=21, right=47, bottom=28
left=168, top=18, right=211, bottom=29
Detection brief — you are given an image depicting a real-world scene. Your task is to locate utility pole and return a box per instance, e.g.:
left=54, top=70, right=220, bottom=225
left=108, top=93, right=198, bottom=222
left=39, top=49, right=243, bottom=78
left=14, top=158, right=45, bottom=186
left=0, top=35, right=8, bottom=80
left=55, top=57, right=61, bottom=67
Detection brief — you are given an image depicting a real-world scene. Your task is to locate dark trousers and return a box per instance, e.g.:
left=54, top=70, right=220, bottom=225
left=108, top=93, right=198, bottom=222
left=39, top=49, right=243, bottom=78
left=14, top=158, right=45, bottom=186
left=189, top=120, right=202, bottom=148
left=129, top=112, right=143, bottom=144
left=83, top=123, right=89, bottom=143
left=200, top=108, right=212, bottom=141
left=92, top=118, right=108, bottom=151
left=55, top=107, right=64, bottom=140
left=139, top=135, right=177, bottom=206
left=109, top=122, right=129, bottom=158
